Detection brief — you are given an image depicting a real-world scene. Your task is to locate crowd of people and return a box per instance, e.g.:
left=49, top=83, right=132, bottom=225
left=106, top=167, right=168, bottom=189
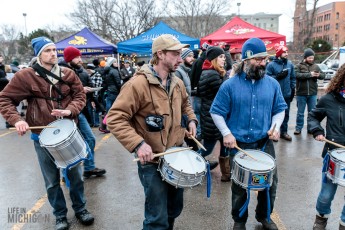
left=0, top=33, right=343, bottom=230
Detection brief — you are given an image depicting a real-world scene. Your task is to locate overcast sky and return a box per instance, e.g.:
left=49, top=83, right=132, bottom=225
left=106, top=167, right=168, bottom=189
left=0, top=0, right=338, bottom=42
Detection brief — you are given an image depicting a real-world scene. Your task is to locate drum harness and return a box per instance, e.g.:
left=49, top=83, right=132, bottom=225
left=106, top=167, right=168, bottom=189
left=32, top=64, right=91, bottom=188
left=238, top=139, right=273, bottom=223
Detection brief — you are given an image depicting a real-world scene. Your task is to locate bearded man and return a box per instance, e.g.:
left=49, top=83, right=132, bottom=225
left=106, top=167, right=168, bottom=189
left=209, top=37, right=287, bottom=230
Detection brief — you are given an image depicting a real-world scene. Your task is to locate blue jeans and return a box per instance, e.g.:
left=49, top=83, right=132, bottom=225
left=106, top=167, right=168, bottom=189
left=295, top=95, right=317, bottom=131
left=198, top=138, right=228, bottom=158
left=192, top=96, right=201, bottom=137
left=138, top=163, right=184, bottom=230
left=316, top=176, right=345, bottom=222
left=280, top=97, right=291, bottom=134
left=106, top=92, right=118, bottom=113
left=231, top=139, right=278, bottom=223
left=78, top=113, right=96, bottom=171
left=33, top=141, right=86, bottom=218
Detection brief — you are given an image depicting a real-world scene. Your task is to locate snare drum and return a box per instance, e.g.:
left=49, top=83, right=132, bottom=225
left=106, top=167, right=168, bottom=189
left=232, top=150, right=276, bottom=191
left=326, top=148, right=345, bottom=186
left=158, top=147, right=207, bottom=188
left=39, top=119, right=87, bottom=168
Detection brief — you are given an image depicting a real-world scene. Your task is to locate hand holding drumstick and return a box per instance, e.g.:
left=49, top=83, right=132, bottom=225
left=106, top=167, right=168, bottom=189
left=267, top=123, right=279, bottom=141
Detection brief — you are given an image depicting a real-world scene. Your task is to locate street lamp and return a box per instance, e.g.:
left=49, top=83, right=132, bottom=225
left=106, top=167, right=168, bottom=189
left=23, top=13, right=27, bottom=36
left=237, top=2, right=241, bottom=17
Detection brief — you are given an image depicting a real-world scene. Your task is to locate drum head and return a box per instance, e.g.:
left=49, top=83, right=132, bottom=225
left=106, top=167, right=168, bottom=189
left=330, top=148, right=345, bottom=161
left=163, top=147, right=206, bottom=174
left=39, top=119, right=76, bottom=146
left=234, top=149, right=275, bottom=171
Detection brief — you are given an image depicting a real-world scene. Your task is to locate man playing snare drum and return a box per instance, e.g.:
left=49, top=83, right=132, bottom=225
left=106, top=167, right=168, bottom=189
left=210, top=38, right=287, bottom=230
left=0, top=37, right=94, bottom=230
left=107, top=34, right=197, bottom=230
left=308, top=64, right=345, bottom=230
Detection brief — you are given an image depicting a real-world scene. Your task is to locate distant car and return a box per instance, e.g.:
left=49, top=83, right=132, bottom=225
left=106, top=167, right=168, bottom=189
left=317, top=63, right=336, bottom=80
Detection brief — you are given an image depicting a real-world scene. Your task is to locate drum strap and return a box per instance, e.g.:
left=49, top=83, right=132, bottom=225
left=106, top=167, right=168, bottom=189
left=322, top=153, right=330, bottom=183
left=32, top=63, right=68, bottom=107
left=206, top=163, right=211, bottom=198
left=239, top=174, right=272, bottom=223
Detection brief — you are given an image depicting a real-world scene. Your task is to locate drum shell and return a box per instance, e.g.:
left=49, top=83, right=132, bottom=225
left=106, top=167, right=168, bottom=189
left=158, top=147, right=207, bottom=188
left=326, top=148, right=345, bottom=186
left=39, top=119, right=87, bottom=168
left=232, top=150, right=276, bottom=191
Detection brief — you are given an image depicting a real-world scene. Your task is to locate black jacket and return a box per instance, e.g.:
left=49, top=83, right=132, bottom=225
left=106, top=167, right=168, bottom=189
left=190, top=52, right=206, bottom=89
left=295, top=61, right=325, bottom=96
left=103, top=66, right=121, bottom=94
left=198, top=68, right=224, bottom=140
left=308, top=92, right=345, bottom=157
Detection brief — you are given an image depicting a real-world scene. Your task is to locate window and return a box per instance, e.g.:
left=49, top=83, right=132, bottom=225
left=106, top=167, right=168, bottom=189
left=336, top=23, right=339, bottom=29
left=336, top=12, right=339, bottom=19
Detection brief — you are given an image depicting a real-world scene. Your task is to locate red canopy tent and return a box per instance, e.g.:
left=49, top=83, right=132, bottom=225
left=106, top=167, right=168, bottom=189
left=200, top=16, right=286, bottom=54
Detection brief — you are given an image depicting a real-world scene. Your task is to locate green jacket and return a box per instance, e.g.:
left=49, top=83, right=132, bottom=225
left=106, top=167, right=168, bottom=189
left=295, top=62, right=325, bottom=96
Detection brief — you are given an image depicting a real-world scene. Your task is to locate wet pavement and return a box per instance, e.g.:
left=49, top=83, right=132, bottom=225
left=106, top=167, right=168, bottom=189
left=0, top=98, right=344, bottom=230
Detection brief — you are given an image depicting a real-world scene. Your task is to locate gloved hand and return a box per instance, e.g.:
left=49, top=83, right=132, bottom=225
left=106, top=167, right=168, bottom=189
left=290, top=88, right=295, bottom=101
left=276, top=69, right=289, bottom=80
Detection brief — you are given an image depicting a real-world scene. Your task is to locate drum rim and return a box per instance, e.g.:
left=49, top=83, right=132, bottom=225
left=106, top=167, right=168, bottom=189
left=233, top=149, right=276, bottom=171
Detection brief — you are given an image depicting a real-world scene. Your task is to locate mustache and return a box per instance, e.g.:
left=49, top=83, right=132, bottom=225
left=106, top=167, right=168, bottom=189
left=246, top=65, right=266, bottom=80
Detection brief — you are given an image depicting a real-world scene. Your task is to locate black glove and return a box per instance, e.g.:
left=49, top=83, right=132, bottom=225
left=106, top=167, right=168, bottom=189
left=276, top=69, right=289, bottom=80
left=290, top=88, right=295, bottom=101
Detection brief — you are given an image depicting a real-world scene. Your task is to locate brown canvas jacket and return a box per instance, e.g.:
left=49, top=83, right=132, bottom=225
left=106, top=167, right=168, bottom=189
left=0, top=66, right=86, bottom=134
left=107, top=64, right=196, bottom=154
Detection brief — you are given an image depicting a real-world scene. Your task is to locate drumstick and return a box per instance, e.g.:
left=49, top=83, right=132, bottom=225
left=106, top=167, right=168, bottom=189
left=9, top=126, right=56, bottom=130
left=270, top=123, right=276, bottom=133
left=234, top=145, right=258, bottom=161
left=133, top=147, right=193, bottom=162
left=185, top=130, right=207, bottom=151
left=323, top=138, right=345, bottom=149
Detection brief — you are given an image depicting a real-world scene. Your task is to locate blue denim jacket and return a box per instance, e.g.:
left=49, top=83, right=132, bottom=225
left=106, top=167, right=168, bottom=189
left=210, top=72, right=287, bottom=143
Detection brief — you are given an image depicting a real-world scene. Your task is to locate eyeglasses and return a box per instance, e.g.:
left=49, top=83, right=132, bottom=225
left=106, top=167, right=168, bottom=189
left=252, top=57, right=267, bottom=63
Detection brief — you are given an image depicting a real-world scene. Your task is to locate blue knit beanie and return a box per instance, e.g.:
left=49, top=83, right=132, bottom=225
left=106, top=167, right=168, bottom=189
left=241, top=37, right=268, bottom=60
left=181, top=48, right=193, bottom=60
left=31, top=37, right=55, bottom=56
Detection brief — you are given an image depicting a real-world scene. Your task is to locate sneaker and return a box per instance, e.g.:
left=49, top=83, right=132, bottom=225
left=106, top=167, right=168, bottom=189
left=75, top=209, right=94, bottom=226
left=83, top=168, right=106, bottom=178
left=99, top=127, right=110, bottom=133
left=55, top=217, right=69, bottom=230
left=256, top=217, right=278, bottom=230
left=294, top=130, right=301, bottom=135
left=313, top=215, right=327, bottom=230
left=233, top=222, right=246, bottom=230
left=281, top=133, right=292, bottom=141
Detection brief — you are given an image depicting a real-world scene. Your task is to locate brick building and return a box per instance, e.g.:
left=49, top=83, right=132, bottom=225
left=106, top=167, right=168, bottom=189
left=293, top=0, right=345, bottom=50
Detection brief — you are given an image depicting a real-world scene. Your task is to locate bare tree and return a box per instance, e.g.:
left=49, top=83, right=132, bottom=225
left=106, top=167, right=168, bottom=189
left=0, top=25, right=21, bottom=64
left=304, top=0, right=319, bottom=46
left=69, top=0, right=162, bottom=42
left=161, top=0, right=233, bottom=38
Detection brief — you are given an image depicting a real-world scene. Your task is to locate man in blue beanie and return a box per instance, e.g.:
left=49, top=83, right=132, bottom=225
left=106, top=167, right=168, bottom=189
left=210, top=37, right=287, bottom=230
left=0, top=36, right=94, bottom=230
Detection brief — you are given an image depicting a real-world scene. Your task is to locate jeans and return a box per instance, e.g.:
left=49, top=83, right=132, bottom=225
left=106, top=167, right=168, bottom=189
left=78, top=113, right=96, bottom=171
left=33, top=141, right=86, bottom=218
left=280, top=97, right=291, bottom=134
left=295, top=95, right=317, bottom=131
left=198, top=137, right=228, bottom=158
left=316, top=176, right=345, bottom=222
left=106, top=92, right=118, bottom=113
left=231, top=139, right=278, bottom=223
left=192, top=96, right=201, bottom=137
left=138, top=163, right=184, bottom=230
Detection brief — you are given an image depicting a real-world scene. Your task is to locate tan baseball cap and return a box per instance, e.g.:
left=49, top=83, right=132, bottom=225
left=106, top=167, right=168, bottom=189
left=152, top=34, right=190, bottom=54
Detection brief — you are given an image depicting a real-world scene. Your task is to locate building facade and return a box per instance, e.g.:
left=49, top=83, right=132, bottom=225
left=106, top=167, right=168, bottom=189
left=293, top=0, right=345, bottom=50
left=239, top=13, right=280, bottom=33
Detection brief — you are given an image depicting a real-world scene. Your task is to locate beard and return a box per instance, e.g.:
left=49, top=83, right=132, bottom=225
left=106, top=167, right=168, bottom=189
left=245, top=64, right=266, bottom=80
